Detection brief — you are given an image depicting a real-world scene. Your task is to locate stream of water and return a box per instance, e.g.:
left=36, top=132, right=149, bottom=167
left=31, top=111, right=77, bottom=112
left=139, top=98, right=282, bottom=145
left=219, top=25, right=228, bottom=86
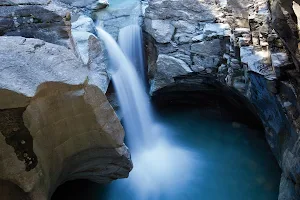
left=96, top=24, right=196, bottom=199
left=119, top=25, right=146, bottom=83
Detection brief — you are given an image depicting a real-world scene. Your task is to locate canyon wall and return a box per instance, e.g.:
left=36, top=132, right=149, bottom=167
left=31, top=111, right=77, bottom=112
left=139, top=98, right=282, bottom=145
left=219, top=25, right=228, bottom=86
left=1, top=0, right=300, bottom=199
left=144, top=0, right=300, bottom=199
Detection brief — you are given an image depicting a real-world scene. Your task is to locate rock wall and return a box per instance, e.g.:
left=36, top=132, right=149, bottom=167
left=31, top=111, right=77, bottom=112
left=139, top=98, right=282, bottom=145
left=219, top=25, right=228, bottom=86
left=0, top=1, right=132, bottom=200
left=144, top=0, right=300, bottom=199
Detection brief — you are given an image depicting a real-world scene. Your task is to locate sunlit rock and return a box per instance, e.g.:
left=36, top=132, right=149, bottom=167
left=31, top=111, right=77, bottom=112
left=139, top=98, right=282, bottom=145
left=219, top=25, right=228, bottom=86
left=72, top=15, right=96, bottom=34
left=71, top=15, right=109, bottom=92
left=72, top=15, right=97, bottom=65
left=202, top=23, right=231, bottom=39
left=144, top=19, right=175, bottom=43
left=240, top=46, right=276, bottom=80
left=146, top=0, right=217, bottom=22
left=72, top=31, right=95, bottom=64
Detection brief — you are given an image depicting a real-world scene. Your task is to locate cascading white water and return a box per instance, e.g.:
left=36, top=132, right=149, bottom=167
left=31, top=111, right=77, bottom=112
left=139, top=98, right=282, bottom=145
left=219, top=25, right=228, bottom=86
left=96, top=27, right=153, bottom=150
left=96, top=26, right=195, bottom=200
left=119, top=25, right=146, bottom=82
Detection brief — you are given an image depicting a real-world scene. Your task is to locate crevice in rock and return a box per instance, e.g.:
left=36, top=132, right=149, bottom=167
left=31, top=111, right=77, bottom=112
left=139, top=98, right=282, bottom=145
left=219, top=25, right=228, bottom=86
left=0, top=107, right=38, bottom=171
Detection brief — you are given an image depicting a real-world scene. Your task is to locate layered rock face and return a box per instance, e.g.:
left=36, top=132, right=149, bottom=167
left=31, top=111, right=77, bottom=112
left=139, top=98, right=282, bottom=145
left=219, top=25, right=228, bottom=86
left=144, top=0, right=300, bottom=199
left=0, top=1, right=132, bottom=200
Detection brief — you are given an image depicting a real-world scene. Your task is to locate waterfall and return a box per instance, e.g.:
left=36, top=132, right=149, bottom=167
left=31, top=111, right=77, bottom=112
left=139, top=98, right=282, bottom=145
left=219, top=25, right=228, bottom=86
left=96, top=27, right=152, bottom=150
left=96, top=26, right=195, bottom=200
left=119, top=25, right=146, bottom=83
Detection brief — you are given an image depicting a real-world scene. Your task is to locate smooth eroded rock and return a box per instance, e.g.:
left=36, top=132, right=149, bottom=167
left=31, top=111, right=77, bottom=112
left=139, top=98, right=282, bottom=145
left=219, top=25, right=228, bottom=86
left=0, top=36, right=132, bottom=200
left=0, top=36, right=87, bottom=100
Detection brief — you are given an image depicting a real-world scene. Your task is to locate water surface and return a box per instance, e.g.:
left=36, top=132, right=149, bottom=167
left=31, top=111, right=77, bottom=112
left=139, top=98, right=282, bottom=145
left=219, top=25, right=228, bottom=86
left=52, top=106, right=281, bottom=200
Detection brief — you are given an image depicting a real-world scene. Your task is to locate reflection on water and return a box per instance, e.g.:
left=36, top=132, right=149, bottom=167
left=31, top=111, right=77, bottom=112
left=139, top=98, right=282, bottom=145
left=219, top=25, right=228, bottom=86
left=52, top=107, right=281, bottom=200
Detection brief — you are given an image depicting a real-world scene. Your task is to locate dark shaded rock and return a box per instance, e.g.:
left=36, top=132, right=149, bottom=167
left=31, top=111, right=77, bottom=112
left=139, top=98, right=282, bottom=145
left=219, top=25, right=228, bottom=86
left=0, top=5, right=71, bottom=47
left=0, top=108, right=38, bottom=171
left=271, top=0, right=300, bottom=70
left=248, top=73, right=295, bottom=159
left=191, top=39, right=223, bottom=55
left=152, top=73, right=264, bottom=128
left=0, top=179, right=30, bottom=200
